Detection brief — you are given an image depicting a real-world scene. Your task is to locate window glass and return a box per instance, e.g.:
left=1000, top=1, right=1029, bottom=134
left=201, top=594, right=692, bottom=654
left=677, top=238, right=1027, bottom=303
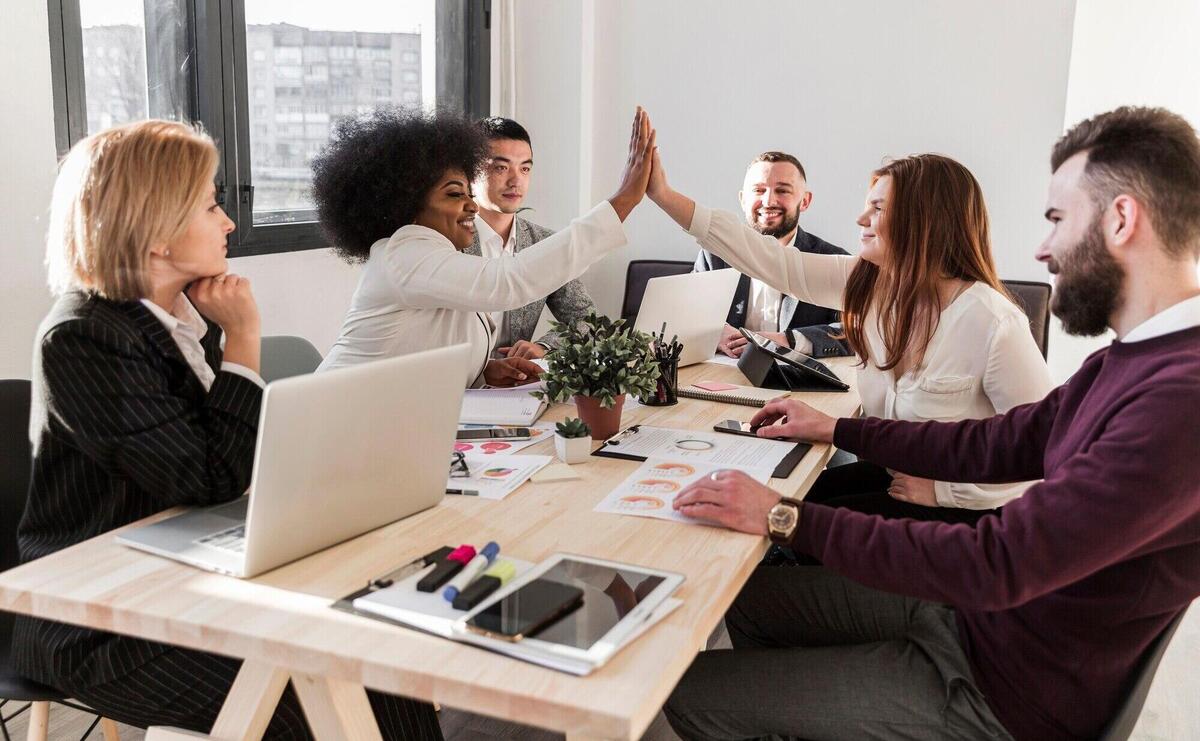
left=79, top=0, right=192, bottom=133
left=243, top=1, right=437, bottom=225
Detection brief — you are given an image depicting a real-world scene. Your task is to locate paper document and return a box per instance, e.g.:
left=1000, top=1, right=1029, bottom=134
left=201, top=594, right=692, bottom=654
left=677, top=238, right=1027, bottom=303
left=446, top=454, right=551, bottom=499
left=454, top=422, right=556, bottom=455
left=602, top=426, right=796, bottom=471
left=594, top=457, right=773, bottom=525
left=460, top=387, right=548, bottom=425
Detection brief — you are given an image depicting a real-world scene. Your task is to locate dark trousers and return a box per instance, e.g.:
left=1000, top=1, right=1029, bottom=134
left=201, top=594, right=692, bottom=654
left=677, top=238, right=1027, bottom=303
left=804, top=462, right=994, bottom=525
left=65, top=642, right=442, bottom=740
left=664, top=566, right=1012, bottom=740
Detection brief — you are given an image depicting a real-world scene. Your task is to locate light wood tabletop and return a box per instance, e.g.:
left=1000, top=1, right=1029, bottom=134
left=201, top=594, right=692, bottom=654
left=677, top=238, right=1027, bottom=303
left=0, top=357, right=861, bottom=741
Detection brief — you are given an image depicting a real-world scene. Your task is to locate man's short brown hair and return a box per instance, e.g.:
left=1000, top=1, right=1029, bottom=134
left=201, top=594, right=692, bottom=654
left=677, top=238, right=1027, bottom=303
left=749, top=151, right=807, bottom=182
left=1051, top=106, right=1200, bottom=257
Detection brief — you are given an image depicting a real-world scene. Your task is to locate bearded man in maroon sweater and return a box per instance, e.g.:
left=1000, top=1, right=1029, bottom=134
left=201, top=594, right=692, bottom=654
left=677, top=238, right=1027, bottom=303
left=663, top=106, right=1200, bottom=741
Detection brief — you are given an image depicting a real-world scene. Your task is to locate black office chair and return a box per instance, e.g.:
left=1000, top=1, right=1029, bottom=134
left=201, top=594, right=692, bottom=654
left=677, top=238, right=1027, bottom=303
left=1097, top=606, right=1190, bottom=741
left=1000, top=280, right=1051, bottom=359
left=0, top=380, right=115, bottom=741
left=620, top=260, right=695, bottom=324
left=260, top=335, right=323, bottom=383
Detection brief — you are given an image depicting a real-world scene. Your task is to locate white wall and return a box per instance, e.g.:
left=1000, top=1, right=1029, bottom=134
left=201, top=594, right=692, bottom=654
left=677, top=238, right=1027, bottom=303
left=508, top=0, right=1077, bottom=373
left=1048, top=0, right=1200, bottom=382
left=0, top=0, right=58, bottom=379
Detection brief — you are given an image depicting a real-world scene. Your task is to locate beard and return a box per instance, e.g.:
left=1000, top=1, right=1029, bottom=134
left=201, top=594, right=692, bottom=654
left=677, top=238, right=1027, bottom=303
left=750, top=205, right=801, bottom=239
left=1050, top=219, right=1125, bottom=337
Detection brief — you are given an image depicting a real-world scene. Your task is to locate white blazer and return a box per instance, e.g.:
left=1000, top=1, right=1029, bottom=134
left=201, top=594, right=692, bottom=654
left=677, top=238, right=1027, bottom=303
left=687, top=204, right=1054, bottom=509
left=320, top=202, right=626, bottom=387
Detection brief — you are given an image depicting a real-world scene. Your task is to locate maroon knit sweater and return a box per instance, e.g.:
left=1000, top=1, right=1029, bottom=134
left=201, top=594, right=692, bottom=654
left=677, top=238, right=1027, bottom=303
left=794, top=326, right=1200, bottom=740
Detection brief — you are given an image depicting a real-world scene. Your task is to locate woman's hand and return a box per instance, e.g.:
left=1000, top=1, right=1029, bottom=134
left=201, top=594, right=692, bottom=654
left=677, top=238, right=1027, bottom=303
left=499, top=340, right=547, bottom=360
left=188, top=274, right=261, bottom=372
left=749, top=398, right=838, bottom=443
left=887, top=473, right=938, bottom=507
left=672, top=469, right=778, bottom=535
left=608, top=107, right=657, bottom=222
left=483, top=357, right=543, bottom=387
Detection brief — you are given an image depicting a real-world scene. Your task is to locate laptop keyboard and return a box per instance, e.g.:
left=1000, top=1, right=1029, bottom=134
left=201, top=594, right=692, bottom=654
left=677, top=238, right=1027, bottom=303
left=195, top=524, right=246, bottom=554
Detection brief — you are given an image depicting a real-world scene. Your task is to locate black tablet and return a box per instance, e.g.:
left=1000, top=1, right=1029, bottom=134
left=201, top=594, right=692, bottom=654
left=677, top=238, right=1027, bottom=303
left=737, top=328, right=850, bottom=390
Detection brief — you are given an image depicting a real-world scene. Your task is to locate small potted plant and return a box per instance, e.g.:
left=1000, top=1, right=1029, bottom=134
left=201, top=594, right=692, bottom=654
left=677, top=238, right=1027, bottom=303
left=554, top=417, right=592, bottom=464
left=535, top=311, right=660, bottom=439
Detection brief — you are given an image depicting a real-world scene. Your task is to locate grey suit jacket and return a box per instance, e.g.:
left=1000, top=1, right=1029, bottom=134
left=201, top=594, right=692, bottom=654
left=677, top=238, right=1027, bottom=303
left=465, top=215, right=598, bottom=350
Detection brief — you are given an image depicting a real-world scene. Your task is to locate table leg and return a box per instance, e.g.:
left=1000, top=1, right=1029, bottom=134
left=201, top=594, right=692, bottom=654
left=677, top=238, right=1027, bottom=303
left=145, top=661, right=289, bottom=741
left=291, top=673, right=383, bottom=741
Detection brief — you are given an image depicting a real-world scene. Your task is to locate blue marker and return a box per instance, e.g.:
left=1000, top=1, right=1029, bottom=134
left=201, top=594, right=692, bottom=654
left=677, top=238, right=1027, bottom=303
left=443, top=541, right=500, bottom=603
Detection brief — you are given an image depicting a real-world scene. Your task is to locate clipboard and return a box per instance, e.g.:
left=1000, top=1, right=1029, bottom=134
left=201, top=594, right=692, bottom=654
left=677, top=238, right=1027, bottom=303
left=592, top=424, right=812, bottom=479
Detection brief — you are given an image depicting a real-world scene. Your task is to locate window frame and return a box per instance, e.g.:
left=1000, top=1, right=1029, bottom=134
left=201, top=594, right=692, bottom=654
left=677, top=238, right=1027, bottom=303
left=47, top=0, right=492, bottom=258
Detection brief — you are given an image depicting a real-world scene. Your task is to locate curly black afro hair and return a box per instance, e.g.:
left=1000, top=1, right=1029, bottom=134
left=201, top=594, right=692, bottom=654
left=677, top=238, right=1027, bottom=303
left=311, top=106, right=490, bottom=263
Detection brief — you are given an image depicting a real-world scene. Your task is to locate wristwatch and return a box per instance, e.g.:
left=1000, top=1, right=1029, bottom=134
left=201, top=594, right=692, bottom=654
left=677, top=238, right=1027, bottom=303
left=767, top=498, right=803, bottom=545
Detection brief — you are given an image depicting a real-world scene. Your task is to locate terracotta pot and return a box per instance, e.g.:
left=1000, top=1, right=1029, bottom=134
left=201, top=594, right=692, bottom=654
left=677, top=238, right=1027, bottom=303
left=573, top=394, right=626, bottom=440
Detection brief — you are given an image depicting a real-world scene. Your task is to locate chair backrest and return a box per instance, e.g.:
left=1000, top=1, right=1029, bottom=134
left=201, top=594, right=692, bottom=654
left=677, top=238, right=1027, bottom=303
left=620, top=260, right=695, bottom=323
left=1000, top=280, right=1051, bottom=359
left=0, top=379, right=33, bottom=663
left=1098, top=607, right=1190, bottom=741
left=260, top=335, right=323, bottom=383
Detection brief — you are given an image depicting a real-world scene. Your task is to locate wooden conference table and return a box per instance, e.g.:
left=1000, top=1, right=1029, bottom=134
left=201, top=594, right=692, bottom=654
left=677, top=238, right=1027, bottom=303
left=0, top=357, right=861, bottom=740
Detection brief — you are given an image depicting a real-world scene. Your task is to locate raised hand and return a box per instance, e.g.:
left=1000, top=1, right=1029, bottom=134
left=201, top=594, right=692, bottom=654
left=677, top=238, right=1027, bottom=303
left=608, top=107, right=657, bottom=221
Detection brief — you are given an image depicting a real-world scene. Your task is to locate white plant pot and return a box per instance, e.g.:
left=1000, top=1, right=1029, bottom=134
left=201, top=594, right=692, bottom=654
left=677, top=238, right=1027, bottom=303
left=555, top=433, right=591, bottom=464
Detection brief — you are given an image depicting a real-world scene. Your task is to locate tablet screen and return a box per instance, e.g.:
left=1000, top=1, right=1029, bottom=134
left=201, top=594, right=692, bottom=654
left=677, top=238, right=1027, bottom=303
left=515, top=559, right=666, bottom=649
left=746, top=331, right=845, bottom=385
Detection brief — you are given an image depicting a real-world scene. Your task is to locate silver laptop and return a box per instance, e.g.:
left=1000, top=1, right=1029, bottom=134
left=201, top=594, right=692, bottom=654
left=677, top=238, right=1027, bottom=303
left=633, top=268, right=741, bottom=366
left=117, top=343, right=471, bottom=578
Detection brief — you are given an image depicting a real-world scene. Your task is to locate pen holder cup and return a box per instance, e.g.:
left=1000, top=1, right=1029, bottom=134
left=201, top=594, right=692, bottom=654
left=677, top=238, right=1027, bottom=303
left=642, top=358, right=679, bottom=407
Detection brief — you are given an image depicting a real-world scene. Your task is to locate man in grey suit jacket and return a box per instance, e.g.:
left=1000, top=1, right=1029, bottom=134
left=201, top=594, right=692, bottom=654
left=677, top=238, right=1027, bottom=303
left=467, top=117, right=597, bottom=359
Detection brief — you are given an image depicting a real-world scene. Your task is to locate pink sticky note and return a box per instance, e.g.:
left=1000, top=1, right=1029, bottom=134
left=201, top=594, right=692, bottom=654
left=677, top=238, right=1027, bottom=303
left=694, top=381, right=738, bottom=392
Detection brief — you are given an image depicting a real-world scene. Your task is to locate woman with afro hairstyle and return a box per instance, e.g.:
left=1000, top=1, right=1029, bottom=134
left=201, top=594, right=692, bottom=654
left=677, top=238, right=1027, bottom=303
left=314, top=106, right=656, bottom=387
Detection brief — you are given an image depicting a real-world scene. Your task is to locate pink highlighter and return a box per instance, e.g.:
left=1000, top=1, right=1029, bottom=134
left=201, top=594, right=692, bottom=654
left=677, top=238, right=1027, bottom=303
left=416, top=544, right=477, bottom=592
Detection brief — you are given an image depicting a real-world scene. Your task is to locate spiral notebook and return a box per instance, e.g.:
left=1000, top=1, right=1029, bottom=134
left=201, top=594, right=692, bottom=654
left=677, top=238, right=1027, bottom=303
left=677, top=381, right=790, bottom=408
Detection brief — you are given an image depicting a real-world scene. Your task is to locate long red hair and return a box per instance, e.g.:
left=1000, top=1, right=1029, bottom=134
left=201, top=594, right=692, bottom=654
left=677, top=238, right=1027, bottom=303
left=842, top=154, right=1008, bottom=371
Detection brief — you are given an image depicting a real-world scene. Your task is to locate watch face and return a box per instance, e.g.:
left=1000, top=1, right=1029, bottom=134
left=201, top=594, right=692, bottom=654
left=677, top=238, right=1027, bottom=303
left=769, top=502, right=797, bottom=533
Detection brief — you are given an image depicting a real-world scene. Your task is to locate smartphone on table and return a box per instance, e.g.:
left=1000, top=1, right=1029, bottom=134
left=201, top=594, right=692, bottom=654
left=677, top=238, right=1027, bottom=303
left=455, top=427, right=532, bottom=441
left=713, top=419, right=796, bottom=440
left=464, top=578, right=585, bottom=642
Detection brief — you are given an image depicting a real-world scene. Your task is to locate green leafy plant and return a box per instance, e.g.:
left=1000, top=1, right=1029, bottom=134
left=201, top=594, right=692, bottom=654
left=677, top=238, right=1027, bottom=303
left=555, top=417, right=591, bottom=439
left=534, top=310, right=660, bottom=409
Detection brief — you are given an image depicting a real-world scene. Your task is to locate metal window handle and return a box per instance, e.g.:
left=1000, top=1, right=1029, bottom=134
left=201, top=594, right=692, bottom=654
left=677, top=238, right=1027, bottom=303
left=239, top=184, right=254, bottom=212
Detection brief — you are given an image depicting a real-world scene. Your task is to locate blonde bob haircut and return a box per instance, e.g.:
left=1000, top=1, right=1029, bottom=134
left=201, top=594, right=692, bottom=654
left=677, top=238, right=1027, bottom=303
left=46, top=119, right=219, bottom=301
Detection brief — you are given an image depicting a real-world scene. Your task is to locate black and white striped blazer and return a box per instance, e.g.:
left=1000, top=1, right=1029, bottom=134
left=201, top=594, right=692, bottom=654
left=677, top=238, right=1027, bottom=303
left=14, top=290, right=263, bottom=690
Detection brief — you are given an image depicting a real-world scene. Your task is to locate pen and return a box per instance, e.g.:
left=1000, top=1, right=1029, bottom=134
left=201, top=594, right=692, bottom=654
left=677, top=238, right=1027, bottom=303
left=369, top=545, right=453, bottom=589
left=452, top=559, right=518, bottom=611
left=442, top=541, right=500, bottom=602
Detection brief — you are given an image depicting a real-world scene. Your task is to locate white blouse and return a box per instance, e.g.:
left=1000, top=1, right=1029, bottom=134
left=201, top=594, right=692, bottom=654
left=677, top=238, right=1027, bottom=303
left=687, top=205, right=1054, bottom=509
left=320, top=201, right=626, bottom=387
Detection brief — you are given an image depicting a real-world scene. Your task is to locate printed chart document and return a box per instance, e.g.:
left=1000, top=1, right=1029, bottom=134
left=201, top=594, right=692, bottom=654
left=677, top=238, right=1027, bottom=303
left=594, top=458, right=773, bottom=525
left=446, top=454, right=551, bottom=499
left=595, top=425, right=798, bottom=473
left=454, top=422, right=556, bottom=456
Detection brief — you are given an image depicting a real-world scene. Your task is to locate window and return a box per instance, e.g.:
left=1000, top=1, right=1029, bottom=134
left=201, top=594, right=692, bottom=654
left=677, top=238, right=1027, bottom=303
left=49, top=0, right=491, bottom=256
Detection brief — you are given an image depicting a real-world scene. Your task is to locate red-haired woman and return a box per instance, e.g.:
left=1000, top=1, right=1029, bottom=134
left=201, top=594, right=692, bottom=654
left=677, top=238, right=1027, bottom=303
left=650, top=151, right=1052, bottom=523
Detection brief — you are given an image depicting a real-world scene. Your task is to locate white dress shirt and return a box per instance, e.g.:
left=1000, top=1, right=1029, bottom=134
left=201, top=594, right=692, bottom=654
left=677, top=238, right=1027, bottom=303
left=1120, top=293, right=1200, bottom=342
left=688, top=205, right=1054, bottom=509
left=474, top=214, right=518, bottom=345
left=744, top=278, right=784, bottom=333
left=320, top=201, right=626, bottom=387
left=140, top=295, right=264, bottom=390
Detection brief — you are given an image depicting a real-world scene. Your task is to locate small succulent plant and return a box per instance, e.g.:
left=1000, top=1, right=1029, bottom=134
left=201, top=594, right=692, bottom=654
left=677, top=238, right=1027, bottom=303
left=555, top=417, right=591, bottom=439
